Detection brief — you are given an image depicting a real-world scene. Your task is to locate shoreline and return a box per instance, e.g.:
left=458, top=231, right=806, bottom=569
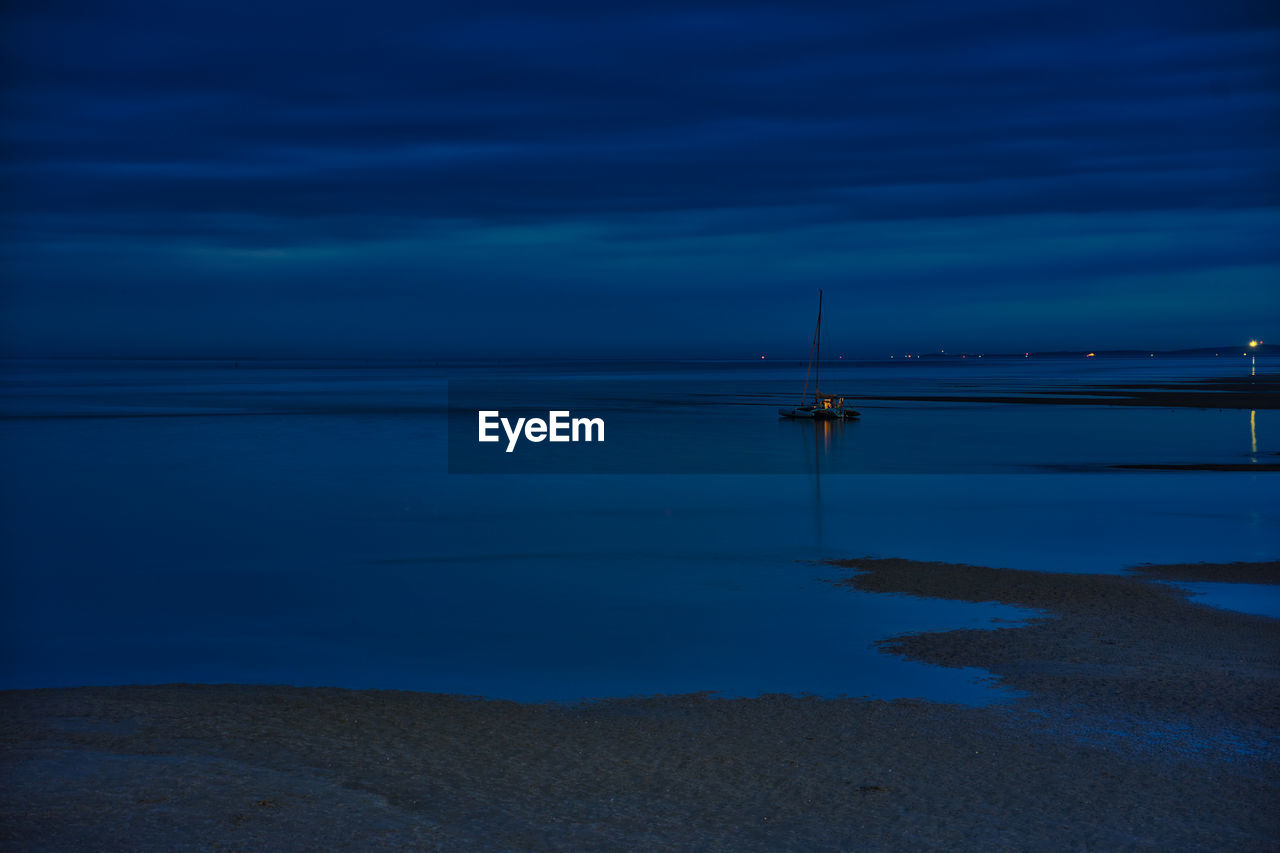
left=829, top=558, right=1280, bottom=732
left=3, top=559, right=1277, bottom=850
left=844, top=375, right=1280, bottom=410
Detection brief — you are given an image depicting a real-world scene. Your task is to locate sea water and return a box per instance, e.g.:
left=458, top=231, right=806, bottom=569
left=1, top=357, right=1275, bottom=702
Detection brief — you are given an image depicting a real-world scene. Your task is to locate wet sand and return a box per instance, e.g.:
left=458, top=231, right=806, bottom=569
left=850, top=374, right=1279, bottom=409
left=3, top=559, right=1277, bottom=851
left=1110, top=463, right=1280, bottom=471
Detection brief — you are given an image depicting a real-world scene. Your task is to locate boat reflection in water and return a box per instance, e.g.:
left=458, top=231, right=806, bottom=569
left=790, top=413, right=855, bottom=547
left=780, top=407, right=857, bottom=477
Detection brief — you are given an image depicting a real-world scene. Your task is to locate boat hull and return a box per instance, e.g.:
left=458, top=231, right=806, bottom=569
left=779, top=407, right=860, bottom=420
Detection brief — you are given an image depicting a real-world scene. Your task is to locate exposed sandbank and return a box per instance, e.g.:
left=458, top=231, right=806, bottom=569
left=1109, top=463, right=1280, bottom=471
left=1128, top=560, right=1280, bottom=585
left=847, top=374, right=1279, bottom=409
left=830, top=558, right=1280, bottom=731
left=2, top=559, right=1277, bottom=851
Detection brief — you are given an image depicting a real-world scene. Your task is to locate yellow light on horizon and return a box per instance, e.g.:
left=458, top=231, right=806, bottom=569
left=1249, top=340, right=1259, bottom=348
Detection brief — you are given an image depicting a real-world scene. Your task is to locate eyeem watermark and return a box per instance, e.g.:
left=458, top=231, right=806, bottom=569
left=478, top=410, right=605, bottom=452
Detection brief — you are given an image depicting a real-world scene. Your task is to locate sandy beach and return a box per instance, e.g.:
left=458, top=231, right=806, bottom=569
left=3, top=558, right=1276, bottom=852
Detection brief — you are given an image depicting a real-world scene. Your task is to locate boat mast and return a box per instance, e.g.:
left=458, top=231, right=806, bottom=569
left=815, top=289, right=823, bottom=399
left=800, top=290, right=821, bottom=406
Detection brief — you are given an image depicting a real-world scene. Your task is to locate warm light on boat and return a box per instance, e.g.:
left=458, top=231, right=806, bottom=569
left=1249, top=340, right=1258, bottom=348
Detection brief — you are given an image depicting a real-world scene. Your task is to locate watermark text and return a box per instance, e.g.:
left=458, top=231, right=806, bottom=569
left=478, top=410, right=605, bottom=452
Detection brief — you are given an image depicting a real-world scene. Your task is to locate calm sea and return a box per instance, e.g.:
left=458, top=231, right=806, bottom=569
left=1, top=357, right=1276, bottom=702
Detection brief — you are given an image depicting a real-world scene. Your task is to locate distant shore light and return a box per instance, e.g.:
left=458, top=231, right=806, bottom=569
left=1249, top=340, right=1259, bottom=348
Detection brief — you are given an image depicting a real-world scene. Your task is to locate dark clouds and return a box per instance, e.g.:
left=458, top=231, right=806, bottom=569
left=2, top=1, right=1277, bottom=356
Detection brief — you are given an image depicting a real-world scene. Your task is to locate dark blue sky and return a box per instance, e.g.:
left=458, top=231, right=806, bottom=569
left=3, top=0, right=1277, bottom=358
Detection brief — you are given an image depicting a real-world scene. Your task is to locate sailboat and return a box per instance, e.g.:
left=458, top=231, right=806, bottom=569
left=778, top=290, right=860, bottom=420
